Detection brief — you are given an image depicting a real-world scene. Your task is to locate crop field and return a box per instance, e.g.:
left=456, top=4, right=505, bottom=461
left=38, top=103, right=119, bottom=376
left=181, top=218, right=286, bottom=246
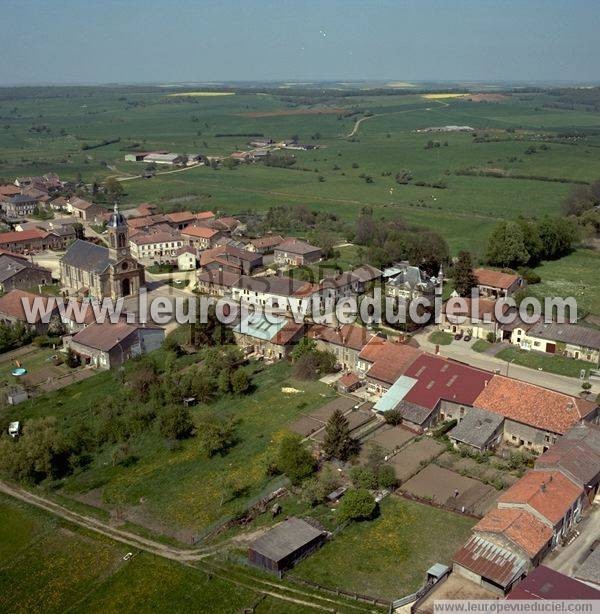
left=2, top=86, right=600, bottom=256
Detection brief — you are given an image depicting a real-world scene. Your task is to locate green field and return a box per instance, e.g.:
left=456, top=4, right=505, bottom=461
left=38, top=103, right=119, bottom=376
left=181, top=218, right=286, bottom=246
left=0, top=494, right=273, bottom=613
left=2, top=86, right=600, bottom=257
left=3, top=360, right=336, bottom=538
left=293, top=496, right=475, bottom=600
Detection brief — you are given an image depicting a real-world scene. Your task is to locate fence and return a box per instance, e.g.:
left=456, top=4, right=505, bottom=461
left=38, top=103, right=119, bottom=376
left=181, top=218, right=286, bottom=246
left=286, top=574, right=392, bottom=608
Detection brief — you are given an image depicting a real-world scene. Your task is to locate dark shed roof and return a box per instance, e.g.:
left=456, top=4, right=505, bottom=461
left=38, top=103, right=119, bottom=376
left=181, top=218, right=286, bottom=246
left=249, top=518, right=324, bottom=563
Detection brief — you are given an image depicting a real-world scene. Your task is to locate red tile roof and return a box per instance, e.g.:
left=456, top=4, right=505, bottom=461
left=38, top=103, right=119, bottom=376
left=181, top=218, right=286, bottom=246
left=195, top=211, right=215, bottom=220
left=359, top=336, right=422, bottom=384
left=474, top=375, right=597, bottom=435
left=307, top=323, right=373, bottom=352
left=339, top=372, right=360, bottom=388
left=250, top=235, right=284, bottom=250
left=0, top=289, right=53, bottom=322
left=165, top=211, right=196, bottom=224
left=442, top=297, right=509, bottom=321
left=402, top=354, right=493, bottom=410
left=271, top=320, right=304, bottom=345
left=0, top=229, right=48, bottom=245
left=474, top=268, right=521, bottom=290
left=498, top=470, right=583, bottom=526
left=182, top=225, right=220, bottom=239
left=474, top=508, right=553, bottom=559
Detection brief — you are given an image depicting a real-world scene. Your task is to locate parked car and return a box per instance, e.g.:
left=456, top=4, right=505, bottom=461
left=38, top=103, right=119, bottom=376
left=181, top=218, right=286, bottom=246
left=463, top=334, right=471, bottom=342
left=454, top=332, right=463, bottom=340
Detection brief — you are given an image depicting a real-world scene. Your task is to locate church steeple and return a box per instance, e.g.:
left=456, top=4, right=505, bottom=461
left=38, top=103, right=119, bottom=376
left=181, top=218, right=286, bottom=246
left=107, top=203, right=129, bottom=261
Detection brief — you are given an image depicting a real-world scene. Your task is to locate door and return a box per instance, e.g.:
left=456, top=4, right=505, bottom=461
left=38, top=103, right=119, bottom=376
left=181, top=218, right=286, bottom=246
left=121, top=277, right=131, bottom=296
left=546, top=343, right=556, bottom=354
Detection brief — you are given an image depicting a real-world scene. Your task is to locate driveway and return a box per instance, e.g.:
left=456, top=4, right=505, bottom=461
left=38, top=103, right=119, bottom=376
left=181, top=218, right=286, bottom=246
left=412, top=327, right=598, bottom=397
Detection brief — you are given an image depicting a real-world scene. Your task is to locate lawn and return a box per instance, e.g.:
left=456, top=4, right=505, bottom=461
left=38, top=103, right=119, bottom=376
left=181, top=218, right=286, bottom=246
left=0, top=494, right=261, bottom=613
left=293, top=496, right=475, bottom=600
left=471, top=339, right=493, bottom=353
left=495, top=346, right=595, bottom=378
left=529, top=249, right=600, bottom=319
left=428, top=331, right=453, bottom=345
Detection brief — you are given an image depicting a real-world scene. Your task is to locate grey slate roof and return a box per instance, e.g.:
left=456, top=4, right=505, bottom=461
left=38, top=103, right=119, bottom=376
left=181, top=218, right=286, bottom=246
left=61, top=239, right=111, bottom=274
left=249, top=517, right=324, bottom=562
left=397, top=399, right=435, bottom=426
left=449, top=407, right=504, bottom=449
left=528, top=321, right=600, bottom=351
left=0, top=255, right=48, bottom=283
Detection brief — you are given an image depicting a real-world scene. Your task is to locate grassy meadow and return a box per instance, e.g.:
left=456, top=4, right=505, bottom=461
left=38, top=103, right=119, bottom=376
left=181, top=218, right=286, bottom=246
left=2, top=86, right=600, bottom=258
left=1, top=359, right=336, bottom=538
left=0, top=494, right=265, bottom=613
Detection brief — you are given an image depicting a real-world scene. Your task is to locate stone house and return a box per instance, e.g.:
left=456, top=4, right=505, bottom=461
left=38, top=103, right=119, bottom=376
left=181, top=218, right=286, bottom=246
left=64, top=321, right=164, bottom=369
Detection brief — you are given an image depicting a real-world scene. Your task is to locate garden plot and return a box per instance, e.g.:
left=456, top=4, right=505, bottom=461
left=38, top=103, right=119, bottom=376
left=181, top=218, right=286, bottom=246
left=400, top=464, right=500, bottom=516
left=386, top=438, right=445, bottom=482
left=359, top=425, right=415, bottom=461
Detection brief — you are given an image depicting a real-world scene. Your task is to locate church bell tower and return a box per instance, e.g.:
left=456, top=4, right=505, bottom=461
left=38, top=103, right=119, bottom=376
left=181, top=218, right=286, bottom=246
left=107, top=203, right=129, bottom=261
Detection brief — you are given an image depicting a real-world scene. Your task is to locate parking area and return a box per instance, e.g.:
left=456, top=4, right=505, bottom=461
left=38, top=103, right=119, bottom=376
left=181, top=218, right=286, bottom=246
left=400, top=464, right=500, bottom=516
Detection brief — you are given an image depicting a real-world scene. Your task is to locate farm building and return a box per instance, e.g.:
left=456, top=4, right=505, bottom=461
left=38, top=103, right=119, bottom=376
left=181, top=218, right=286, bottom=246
left=143, top=153, right=186, bottom=166
left=64, top=321, right=165, bottom=369
left=274, top=238, right=322, bottom=266
left=248, top=517, right=326, bottom=574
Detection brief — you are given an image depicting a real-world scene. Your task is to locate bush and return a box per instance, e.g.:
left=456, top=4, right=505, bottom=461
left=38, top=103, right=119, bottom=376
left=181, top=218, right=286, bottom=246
left=377, top=465, right=397, bottom=490
left=338, top=489, right=377, bottom=522
left=383, top=409, right=403, bottom=426
left=486, top=332, right=497, bottom=344
left=159, top=405, right=194, bottom=440
left=350, top=466, right=378, bottom=490
left=274, top=433, right=317, bottom=485
left=518, top=267, right=541, bottom=285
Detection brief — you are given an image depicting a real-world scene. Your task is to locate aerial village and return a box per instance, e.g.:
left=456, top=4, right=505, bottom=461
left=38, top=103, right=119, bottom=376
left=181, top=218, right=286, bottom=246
left=0, top=168, right=599, bottom=610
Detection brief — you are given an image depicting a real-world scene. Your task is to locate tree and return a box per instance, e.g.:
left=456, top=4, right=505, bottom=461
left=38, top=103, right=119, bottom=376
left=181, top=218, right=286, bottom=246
left=231, top=368, right=250, bottom=394
left=104, top=177, right=124, bottom=202
left=338, top=489, right=377, bottom=522
left=537, top=216, right=578, bottom=260
left=159, top=405, right=194, bottom=440
left=291, top=337, right=317, bottom=361
left=453, top=251, right=477, bottom=297
left=196, top=414, right=236, bottom=457
left=485, top=221, right=530, bottom=268
left=276, top=433, right=316, bottom=485
left=322, top=410, right=359, bottom=461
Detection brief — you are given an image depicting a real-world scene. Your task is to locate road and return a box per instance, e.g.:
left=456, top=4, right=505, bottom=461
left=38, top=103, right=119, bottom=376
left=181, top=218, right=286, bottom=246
left=0, top=479, right=209, bottom=561
left=0, top=480, right=375, bottom=612
left=412, top=327, right=598, bottom=397
left=545, top=504, right=600, bottom=577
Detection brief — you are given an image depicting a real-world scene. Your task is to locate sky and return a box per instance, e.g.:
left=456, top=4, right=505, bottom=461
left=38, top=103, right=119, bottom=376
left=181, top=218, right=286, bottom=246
left=1, top=0, right=598, bottom=86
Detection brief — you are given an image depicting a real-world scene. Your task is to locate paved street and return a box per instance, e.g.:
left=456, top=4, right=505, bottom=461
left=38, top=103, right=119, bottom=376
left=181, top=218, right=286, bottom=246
left=545, top=503, right=600, bottom=577
left=412, top=327, right=598, bottom=397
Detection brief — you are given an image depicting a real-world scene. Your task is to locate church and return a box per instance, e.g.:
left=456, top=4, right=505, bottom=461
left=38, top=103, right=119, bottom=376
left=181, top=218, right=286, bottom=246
left=60, top=204, right=145, bottom=300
